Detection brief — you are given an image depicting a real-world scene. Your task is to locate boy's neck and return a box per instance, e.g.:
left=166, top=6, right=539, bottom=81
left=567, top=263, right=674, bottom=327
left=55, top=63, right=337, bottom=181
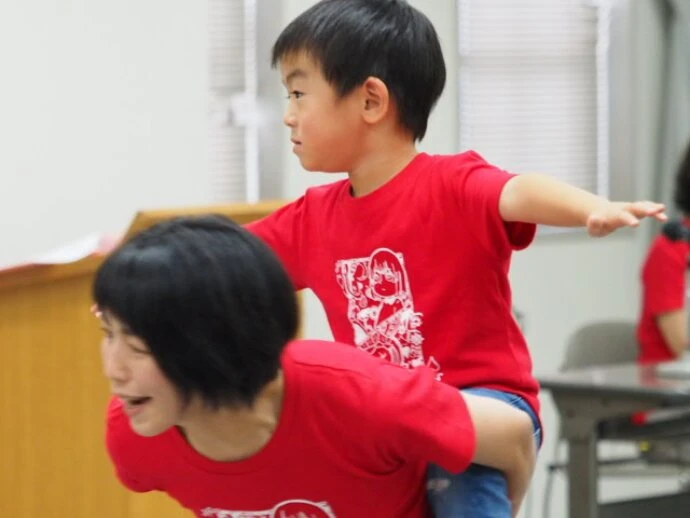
left=178, top=371, right=285, bottom=462
left=348, top=139, right=419, bottom=197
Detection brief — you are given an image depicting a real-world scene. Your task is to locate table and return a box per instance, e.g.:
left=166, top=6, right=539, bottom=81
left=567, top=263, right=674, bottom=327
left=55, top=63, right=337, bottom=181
left=539, top=361, right=690, bottom=518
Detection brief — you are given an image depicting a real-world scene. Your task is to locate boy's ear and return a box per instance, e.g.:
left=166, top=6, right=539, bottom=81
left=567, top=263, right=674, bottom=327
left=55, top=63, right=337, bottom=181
left=360, top=76, right=390, bottom=124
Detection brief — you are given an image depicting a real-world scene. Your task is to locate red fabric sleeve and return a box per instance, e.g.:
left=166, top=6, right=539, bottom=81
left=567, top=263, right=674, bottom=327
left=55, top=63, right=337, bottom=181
left=444, top=151, right=536, bottom=258
left=245, top=198, right=308, bottom=290
left=371, top=363, right=476, bottom=474
left=642, top=237, right=687, bottom=316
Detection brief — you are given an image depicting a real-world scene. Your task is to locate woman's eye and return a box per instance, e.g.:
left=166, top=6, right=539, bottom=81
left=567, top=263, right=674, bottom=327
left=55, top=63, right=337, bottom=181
left=128, top=343, right=150, bottom=355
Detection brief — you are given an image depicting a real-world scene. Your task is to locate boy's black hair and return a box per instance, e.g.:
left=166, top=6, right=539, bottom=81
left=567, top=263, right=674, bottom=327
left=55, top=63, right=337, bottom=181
left=93, top=215, right=298, bottom=409
left=674, top=141, right=690, bottom=215
left=272, top=0, right=445, bottom=141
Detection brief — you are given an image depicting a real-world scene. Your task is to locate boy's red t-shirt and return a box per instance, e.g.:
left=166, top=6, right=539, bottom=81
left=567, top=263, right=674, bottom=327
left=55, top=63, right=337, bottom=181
left=249, top=152, right=540, bottom=418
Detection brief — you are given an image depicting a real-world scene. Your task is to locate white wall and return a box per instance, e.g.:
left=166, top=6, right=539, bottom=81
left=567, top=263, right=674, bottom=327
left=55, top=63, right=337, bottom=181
left=281, top=1, right=678, bottom=517
left=0, top=1, right=211, bottom=266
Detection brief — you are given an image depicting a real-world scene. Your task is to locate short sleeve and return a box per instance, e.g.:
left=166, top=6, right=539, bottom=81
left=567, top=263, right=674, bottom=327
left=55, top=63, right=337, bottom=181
left=444, top=151, right=536, bottom=257
left=106, top=398, right=155, bottom=493
left=246, top=198, right=308, bottom=290
left=642, top=236, right=688, bottom=316
left=371, top=363, right=476, bottom=474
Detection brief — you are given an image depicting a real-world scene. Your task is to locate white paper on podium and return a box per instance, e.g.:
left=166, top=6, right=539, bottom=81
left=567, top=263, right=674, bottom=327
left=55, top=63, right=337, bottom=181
left=29, top=232, right=103, bottom=264
left=0, top=232, right=104, bottom=273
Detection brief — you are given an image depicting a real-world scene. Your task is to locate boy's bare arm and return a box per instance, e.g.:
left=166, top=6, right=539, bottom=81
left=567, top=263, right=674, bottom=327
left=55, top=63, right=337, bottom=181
left=499, top=173, right=666, bottom=237
left=462, top=393, right=537, bottom=516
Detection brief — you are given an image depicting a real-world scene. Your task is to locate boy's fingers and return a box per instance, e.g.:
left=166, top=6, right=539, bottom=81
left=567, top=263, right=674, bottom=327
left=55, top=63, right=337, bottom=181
left=628, top=201, right=666, bottom=218
left=587, top=216, right=608, bottom=237
left=620, top=212, right=639, bottom=226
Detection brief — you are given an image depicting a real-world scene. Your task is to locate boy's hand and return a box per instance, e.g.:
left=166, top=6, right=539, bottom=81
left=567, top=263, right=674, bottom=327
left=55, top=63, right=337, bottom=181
left=586, top=201, right=667, bottom=237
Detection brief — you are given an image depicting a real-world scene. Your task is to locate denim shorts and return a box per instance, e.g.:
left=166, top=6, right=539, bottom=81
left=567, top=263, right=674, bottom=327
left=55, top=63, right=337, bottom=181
left=426, top=387, right=542, bottom=518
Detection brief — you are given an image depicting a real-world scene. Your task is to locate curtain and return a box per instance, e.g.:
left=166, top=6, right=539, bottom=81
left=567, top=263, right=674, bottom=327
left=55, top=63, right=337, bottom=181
left=655, top=0, right=690, bottom=215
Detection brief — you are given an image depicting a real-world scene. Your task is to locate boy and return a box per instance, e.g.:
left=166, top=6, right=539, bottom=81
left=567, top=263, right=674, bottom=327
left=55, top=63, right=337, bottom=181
left=247, top=0, right=667, bottom=515
left=96, top=215, right=535, bottom=517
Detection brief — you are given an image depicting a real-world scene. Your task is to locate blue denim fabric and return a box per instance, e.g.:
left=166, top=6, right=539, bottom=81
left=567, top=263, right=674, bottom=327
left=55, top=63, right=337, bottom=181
left=426, top=388, right=542, bottom=518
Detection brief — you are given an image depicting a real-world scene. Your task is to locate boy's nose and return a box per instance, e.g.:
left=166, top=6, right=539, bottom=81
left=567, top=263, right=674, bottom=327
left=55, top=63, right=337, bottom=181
left=283, top=109, right=297, bottom=128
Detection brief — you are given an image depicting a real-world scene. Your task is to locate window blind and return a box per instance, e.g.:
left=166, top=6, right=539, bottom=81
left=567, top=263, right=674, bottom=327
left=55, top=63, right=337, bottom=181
left=208, top=0, right=259, bottom=202
left=457, top=0, right=609, bottom=196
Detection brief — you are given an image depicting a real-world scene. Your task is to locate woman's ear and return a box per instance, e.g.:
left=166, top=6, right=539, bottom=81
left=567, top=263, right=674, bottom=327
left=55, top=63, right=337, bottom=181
left=360, top=76, right=390, bottom=125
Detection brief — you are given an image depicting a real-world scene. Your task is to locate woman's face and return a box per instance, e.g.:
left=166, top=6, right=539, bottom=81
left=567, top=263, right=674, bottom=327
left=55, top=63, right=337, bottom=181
left=98, top=310, right=185, bottom=437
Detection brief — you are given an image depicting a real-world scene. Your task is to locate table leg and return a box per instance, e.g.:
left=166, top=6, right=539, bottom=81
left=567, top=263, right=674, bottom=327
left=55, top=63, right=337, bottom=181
left=567, top=418, right=599, bottom=518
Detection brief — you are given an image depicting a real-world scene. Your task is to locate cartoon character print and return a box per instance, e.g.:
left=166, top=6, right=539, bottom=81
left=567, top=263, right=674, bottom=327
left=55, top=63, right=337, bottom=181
left=336, top=248, right=440, bottom=376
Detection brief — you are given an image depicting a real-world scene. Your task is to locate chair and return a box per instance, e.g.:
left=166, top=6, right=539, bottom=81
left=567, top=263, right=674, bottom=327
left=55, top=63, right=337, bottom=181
left=559, top=320, right=639, bottom=371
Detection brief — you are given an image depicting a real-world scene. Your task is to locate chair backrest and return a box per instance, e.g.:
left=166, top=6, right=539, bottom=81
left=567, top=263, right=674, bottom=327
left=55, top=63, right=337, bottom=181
left=561, top=321, right=639, bottom=371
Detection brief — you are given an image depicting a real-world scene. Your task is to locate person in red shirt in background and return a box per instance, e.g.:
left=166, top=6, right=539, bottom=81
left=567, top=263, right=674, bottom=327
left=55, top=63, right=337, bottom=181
left=639, top=142, right=690, bottom=363
left=95, top=215, right=535, bottom=518
left=248, top=1, right=667, bottom=516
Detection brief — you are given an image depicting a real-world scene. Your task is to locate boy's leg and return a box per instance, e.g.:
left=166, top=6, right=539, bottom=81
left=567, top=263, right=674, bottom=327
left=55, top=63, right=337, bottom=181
left=426, top=388, right=542, bottom=518
left=427, top=462, right=512, bottom=517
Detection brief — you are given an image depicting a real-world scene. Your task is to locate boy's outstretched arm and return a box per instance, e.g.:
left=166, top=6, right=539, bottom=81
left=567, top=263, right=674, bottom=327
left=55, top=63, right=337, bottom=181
left=463, top=393, right=537, bottom=516
left=499, top=173, right=667, bottom=237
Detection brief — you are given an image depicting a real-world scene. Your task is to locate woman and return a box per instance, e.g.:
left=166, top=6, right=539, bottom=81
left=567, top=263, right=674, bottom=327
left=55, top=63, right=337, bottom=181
left=638, top=142, right=690, bottom=363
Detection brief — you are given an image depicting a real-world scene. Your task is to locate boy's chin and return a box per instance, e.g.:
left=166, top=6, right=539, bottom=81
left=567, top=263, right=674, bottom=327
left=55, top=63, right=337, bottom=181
left=300, top=161, right=346, bottom=174
left=295, top=154, right=346, bottom=174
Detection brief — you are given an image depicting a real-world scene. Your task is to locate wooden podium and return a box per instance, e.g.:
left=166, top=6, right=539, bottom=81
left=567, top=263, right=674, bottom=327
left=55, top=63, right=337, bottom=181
left=0, top=201, right=286, bottom=517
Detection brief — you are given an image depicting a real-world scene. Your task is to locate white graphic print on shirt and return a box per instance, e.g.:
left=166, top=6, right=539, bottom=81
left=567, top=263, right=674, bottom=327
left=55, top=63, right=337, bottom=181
left=201, top=499, right=335, bottom=518
left=335, top=248, right=441, bottom=378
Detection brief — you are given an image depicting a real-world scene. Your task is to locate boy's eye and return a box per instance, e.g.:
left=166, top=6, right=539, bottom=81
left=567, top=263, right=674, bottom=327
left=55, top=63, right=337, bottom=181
left=100, top=327, right=114, bottom=340
left=286, top=90, right=304, bottom=100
